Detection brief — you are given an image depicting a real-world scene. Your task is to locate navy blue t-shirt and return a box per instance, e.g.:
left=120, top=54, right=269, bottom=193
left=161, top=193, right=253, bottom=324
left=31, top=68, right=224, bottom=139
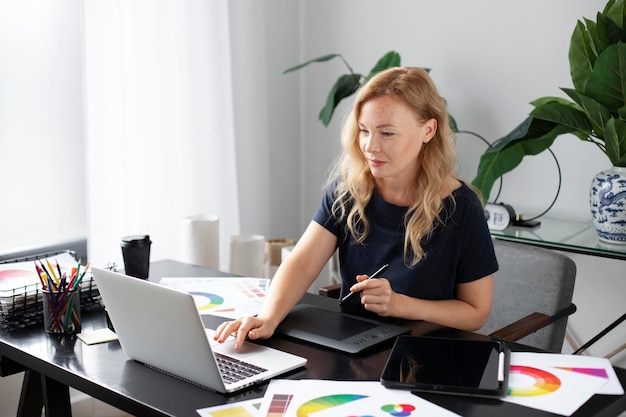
left=313, top=182, right=498, bottom=313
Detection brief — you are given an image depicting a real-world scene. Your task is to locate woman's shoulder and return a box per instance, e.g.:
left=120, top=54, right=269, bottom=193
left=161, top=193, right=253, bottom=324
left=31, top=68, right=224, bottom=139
left=449, top=181, right=484, bottom=214
left=451, top=180, right=480, bottom=200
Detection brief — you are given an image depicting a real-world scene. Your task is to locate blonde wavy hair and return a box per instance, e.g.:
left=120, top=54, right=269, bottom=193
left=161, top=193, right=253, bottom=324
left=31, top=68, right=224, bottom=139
left=328, top=67, right=459, bottom=267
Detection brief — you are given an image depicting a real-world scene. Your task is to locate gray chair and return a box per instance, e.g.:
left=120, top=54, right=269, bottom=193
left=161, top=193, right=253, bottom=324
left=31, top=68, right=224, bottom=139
left=477, top=239, right=577, bottom=353
left=318, top=238, right=577, bottom=353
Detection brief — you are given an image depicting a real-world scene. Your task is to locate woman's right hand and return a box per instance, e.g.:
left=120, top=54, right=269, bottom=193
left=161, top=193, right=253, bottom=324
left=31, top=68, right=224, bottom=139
left=213, top=316, right=276, bottom=350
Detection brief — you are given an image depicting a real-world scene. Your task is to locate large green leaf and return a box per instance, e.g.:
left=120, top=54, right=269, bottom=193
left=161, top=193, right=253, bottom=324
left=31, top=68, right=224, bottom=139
left=562, top=88, right=613, bottom=137
left=530, top=101, right=593, bottom=134
left=364, top=51, right=401, bottom=82
left=604, top=117, right=626, bottom=165
left=585, top=42, right=626, bottom=111
left=472, top=118, right=576, bottom=200
left=570, top=20, right=595, bottom=92
left=603, top=0, right=626, bottom=42
left=530, top=96, right=579, bottom=108
left=603, top=0, right=620, bottom=17
left=283, top=54, right=343, bottom=74
left=319, top=73, right=362, bottom=126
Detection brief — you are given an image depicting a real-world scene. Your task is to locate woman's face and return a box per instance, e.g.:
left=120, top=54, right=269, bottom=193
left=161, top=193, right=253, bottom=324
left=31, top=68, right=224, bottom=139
left=358, top=95, right=436, bottom=186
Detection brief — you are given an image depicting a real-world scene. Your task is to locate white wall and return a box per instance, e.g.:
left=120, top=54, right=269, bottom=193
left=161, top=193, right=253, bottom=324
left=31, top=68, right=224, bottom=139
left=229, top=0, right=302, bottom=239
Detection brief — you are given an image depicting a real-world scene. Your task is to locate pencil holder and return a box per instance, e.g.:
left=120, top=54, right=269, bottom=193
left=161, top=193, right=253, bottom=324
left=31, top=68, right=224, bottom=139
left=42, top=288, right=81, bottom=334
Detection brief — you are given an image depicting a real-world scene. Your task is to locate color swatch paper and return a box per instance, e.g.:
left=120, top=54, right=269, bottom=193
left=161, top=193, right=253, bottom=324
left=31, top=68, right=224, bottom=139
left=510, top=351, right=623, bottom=395
left=257, top=379, right=460, bottom=417
left=503, top=352, right=617, bottom=416
left=197, top=398, right=261, bottom=417
left=159, top=276, right=269, bottom=319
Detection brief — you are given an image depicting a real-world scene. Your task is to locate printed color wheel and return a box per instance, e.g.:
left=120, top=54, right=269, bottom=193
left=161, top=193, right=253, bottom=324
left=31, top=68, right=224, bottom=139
left=296, top=394, right=367, bottom=417
left=189, top=291, right=224, bottom=311
left=381, top=403, right=416, bottom=416
left=508, top=365, right=561, bottom=396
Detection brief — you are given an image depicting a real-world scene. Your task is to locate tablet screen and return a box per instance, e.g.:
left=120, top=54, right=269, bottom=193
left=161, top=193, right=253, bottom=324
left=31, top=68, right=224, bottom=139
left=380, top=335, right=510, bottom=398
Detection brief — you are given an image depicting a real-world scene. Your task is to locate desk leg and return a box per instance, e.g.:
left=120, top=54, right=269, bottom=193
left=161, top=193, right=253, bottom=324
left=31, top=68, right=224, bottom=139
left=17, top=370, right=43, bottom=417
left=41, top=374, right=72, bottom=417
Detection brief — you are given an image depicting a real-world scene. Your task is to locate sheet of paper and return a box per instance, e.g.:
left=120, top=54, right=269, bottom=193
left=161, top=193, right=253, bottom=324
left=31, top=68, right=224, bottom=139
left=159, top=277, right=269, bottom=319
left=0, top=252, right=78, bottom=291
left=503, top=352, right=612, bottom=416
left=197, top=398, right=261, bottom=417
left=257, top=379, right=461, bottom=417
left=77, top=328, right=119, bottom=345
left=510, top=351, right=623, bottom=395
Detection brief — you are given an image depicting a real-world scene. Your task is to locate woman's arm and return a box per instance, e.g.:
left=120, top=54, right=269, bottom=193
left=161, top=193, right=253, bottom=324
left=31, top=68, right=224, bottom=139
left=214, top=221, right=337, bottom=348
left=356, top=273, right=494, bottom=331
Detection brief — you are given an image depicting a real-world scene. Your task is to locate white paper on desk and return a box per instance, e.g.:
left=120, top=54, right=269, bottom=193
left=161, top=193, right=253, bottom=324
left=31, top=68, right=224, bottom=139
left=258, top=379, right=461, bottom=417
left=503, top=352, right=609, bottom=416
left=511, top=352, right=623, bottom=395
left=196, top=398, right=261, bottom=417
left=0, top=252, right=78, bottom=291
left=159, top=276, right=269, bottom=320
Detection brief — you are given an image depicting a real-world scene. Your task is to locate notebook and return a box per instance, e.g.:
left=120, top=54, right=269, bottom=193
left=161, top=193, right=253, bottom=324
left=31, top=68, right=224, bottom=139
left=91, top=267, right=307, bottom=393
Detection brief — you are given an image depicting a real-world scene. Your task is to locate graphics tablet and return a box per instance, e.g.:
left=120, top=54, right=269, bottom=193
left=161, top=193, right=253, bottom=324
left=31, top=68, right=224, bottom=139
left=380, top=335, right=510, bottom=398
left=274, top=304, right=410, bottom=354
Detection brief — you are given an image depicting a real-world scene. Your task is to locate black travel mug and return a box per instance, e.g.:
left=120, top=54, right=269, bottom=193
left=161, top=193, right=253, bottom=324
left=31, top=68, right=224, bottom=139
left=120, top=235, right=152, bottom=279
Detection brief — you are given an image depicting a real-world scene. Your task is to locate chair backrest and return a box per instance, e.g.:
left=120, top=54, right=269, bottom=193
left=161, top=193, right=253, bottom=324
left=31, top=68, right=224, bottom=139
left=477, top=239, right=577, bottom=352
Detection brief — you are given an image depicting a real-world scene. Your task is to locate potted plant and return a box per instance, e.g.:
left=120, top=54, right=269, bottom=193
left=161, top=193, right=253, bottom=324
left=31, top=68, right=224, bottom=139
left=472, top=0, right=626, bottom=243
left=283, top=51, right=460, bottom=131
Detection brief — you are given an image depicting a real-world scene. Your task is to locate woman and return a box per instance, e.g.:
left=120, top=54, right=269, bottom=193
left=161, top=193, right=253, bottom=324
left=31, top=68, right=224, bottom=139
left=215, top=67, right=497, bottom=350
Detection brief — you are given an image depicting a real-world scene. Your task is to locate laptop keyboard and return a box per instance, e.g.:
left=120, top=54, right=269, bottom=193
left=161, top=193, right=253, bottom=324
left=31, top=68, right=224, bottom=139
left=215, top=353, right=268, bottom=384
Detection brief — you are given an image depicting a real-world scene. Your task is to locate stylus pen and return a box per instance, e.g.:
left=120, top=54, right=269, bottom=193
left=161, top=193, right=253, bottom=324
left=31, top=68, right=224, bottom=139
left=339, top=263, right=389, bottom=305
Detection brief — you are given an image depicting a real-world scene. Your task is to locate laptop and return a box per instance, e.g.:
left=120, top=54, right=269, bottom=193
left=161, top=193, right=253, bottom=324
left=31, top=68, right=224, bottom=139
left=91, top=267, right=307, bottom=393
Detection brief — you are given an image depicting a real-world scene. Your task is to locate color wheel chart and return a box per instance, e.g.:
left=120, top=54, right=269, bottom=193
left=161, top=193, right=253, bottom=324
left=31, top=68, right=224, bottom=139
left=159, top=277, right=269, bottom=319
left=259, top=380, right=459, bottom=417
left=508, top=365, right=561, bottom=396
left=380, top=404, right=417, bottom=416
left=290, top=395, right=420, bottom=417
left=189, top=292, right=224, bottom=311
left=295, top=394, right=367, bottom=417
left=503, top=354, right=615, bottom=416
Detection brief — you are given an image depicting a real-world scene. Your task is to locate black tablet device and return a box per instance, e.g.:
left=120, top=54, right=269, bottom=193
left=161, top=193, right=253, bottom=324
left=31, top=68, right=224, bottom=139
left=274, top=304, right=411, bottom=354
left=380, top=335, right=510, bottom=398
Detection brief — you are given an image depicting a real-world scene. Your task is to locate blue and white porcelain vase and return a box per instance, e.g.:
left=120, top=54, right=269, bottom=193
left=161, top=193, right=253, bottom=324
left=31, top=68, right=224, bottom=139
left=589, top=166, right=626, bottom=244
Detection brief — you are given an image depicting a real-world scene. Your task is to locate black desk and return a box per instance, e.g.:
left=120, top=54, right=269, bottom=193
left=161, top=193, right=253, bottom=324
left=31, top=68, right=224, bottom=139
left=1, top=259, right=625, bottom=417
